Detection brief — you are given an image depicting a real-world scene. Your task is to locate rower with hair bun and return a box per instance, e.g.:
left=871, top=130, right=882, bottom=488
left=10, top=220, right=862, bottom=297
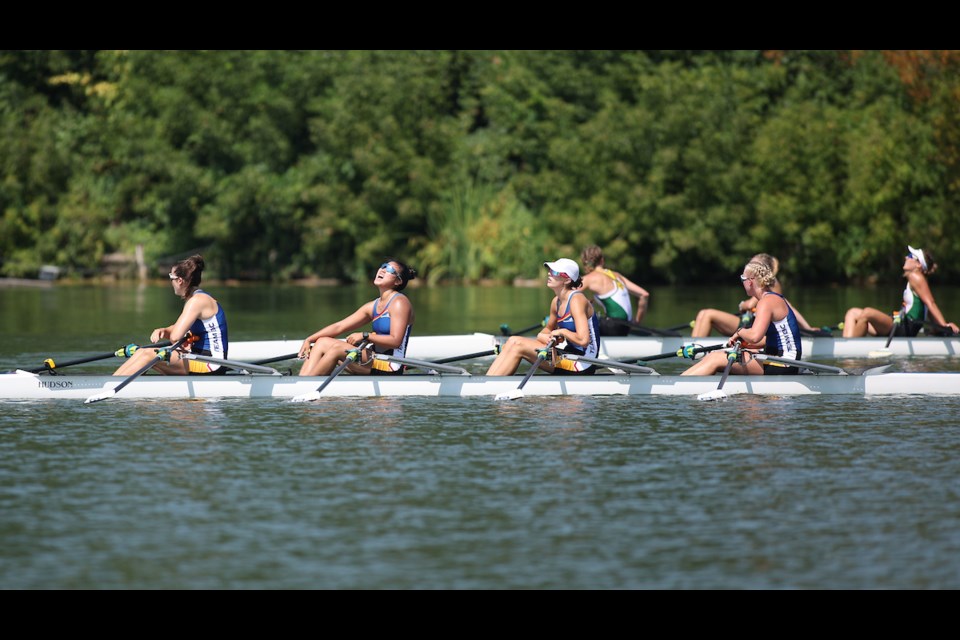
left=298, top=258, right=417, bottom=376
left=113, top=254, right=229, bottom=376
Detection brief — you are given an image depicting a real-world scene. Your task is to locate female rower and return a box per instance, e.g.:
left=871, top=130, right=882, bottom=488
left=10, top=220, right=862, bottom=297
left=682, top=259, right=802, bottom=376
left=298, top=259, right=416, bottom=376
left=579, top=244, right=651, bottom=336
left=113, top=255, right=228, bottom=376
left=487, top=258, right=601, bottom=376
left=690, top=253, right=816, bottom=337
left=842, top=245, right=959, bottom=337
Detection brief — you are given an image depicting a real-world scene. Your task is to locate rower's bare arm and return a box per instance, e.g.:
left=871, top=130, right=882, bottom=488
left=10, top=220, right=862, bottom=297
left=362, top=296, right=413, bottom=350
left=538, top=299, right=560, bottom=344
left=911, top=272, right=958, bottom=332
left=301, top=305, right=373, bottom=356
left=786, top=300, right=815, bottom=331
left=551, top=296, right=592, bottom=347
left=166, top=296, right=215, bottom=342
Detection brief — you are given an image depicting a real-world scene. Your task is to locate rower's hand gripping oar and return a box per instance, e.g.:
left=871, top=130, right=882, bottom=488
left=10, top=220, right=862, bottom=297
left=495, top=338, right=557, bottom=401
left=697, top=340, right=742, bottom=402
left=291, top=340, right=370, bottom=403
left=15, top=340, right=172, bottom=374
left=84, top=333, right=196, bottom=404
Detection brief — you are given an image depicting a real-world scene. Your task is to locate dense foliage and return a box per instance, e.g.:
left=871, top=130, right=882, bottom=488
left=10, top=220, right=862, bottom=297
left=2, top=50, right=958, bottom=284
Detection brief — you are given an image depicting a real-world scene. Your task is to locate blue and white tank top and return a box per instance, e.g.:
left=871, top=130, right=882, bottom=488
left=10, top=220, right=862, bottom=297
left=189, top=290, right=228, bottom=361
left=555, top=291, right=601, bottom=370
left=370, top=292, right=412, bottom=372
left=762, top=292, right=801, bottom=361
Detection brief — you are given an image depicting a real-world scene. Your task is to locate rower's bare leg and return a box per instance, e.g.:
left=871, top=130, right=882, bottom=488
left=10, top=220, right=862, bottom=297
left=299, top=338, right=351, bottom=376
left=681, top=350, right=763, bottom=376
left=486, top=336, right=547, bottom=376
left=843, top=307, right=889, bottom=338
left=691, top=309, right=740, bottom=338
left=113, top=348, right=188, bottom=376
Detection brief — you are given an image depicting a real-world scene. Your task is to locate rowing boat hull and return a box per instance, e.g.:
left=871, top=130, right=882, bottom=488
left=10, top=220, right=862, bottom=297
left=229, top=334, right=960, bottom=362
left=5, top=370, right=959, bottom=400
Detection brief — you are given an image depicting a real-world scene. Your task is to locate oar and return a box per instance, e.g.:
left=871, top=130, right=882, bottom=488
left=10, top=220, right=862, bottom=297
left=495, top=339, right=557, bottom=401
left=639, top=343, right=726, bottom=363
left=868, top=310, right=901, bottom=359
left=697, top=340, right=741, bottom=402
left=559, top=354, right=657, bottom=375
left=15, top=340, right=172, bottom=374
left=499, top=316, right=548, bottom=337
left=431, top=349, right=497, bottom=365
left=752, top=354, right=850, bottom=376
left=251, top=353, right=299, bottom=366
left=84, top=334, right=194, bottom=404
left=179, top=353, right=282, bottom=376
left=799, top=327, right=835, bottom=337
left=604, top=318, right=681, bottom=337
left=370, top=353, right=470, bottom=375
left=291, top=341, right=370, bottom=403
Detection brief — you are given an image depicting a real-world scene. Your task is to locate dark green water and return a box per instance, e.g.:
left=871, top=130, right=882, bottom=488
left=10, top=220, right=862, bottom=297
left=2, top=283, right=960, bottom=588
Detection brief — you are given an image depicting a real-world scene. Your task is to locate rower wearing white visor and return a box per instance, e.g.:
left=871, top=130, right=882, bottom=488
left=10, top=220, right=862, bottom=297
left=843, top=245, right=959, bottom=337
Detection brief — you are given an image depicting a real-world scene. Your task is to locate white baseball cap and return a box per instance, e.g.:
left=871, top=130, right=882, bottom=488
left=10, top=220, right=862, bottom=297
left=907, top=245, right=928, bottom=272
left=544, top=258, right=580, bottom=281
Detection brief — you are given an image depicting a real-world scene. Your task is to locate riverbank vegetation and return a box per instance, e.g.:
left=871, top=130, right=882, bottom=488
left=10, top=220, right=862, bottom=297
left=2, top=50, right=958, bottom=284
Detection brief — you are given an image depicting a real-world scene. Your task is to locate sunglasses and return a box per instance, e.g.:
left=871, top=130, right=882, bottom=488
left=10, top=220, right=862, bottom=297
left=548, top=269, right=570, bottom=279
left=169, top=272, right=181, bottom=280
left=379, top=263, right=400, bottom=277
left=740, top=274, right=753, bottom=282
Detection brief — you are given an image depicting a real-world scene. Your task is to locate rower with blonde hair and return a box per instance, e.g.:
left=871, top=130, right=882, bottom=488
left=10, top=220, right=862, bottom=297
left=690, top=253, right=817, bottom=337
left=683, top=259, right=802, bottom=376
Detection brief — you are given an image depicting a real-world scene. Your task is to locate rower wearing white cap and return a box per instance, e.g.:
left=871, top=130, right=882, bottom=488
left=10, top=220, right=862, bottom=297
left=843, top=245, right=959, bottom=337
left=486, top=258, right=601, bottom=376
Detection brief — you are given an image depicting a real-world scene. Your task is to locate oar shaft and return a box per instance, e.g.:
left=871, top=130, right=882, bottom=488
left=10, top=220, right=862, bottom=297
left=716, top=341, right=742, bottom=392
left=86, top=335, right=193, bottom=403
left=251, top=353, right=299, bottom=366
left=432, top=350, right=496, bottom=365
left=503, top=322, right=545, bottom=337
left=640, top=343, right=725, bottom=362
left=26, top=340, right=172, bottom=373
left=605, top=318, right=681, bottom=337
left=884, top=311, right=901, bottom=349
left=516, top=339, right=557, bottom=392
